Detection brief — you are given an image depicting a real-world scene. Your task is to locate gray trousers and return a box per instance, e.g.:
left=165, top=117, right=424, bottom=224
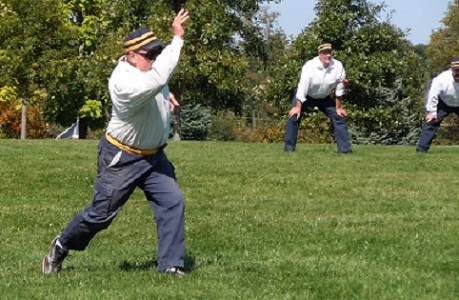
left=59, top=135, right=185, bottom=271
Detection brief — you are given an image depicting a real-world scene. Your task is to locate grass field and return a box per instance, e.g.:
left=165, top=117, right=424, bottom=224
left=1, top=140, right=459, bottom=299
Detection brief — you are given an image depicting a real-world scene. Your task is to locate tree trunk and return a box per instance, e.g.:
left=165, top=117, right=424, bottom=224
left=20, top=98, right=27, bottom=140
left=252, top=100, right=256, bottom=130
left=173, top=107, right=181, bottom=141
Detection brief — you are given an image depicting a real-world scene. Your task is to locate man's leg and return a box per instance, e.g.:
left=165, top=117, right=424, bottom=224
left=43, top=137, right=148, bottom=273
left=417, top=102, right=451, bottom=152
left=58, top=137, right=145, bottom=251
left=139, top=151, right=185, bottom=273
left=321, top=99, right=352, bottom=153
left=285, top=98, right=310, bottom=152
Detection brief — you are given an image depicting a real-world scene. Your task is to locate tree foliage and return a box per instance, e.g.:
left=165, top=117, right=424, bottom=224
left=167, top=0, right=279, bottom=113
left=179, top=103, right=211, bottom=140
left=1, top=0, right=280, bottom=131
left=0, top=0, right=78, bottom=137
left=0, top=0, right=442, bottom=145
left=426, top=0, right=459, bottom=75
left=242, top=6, right=291, bottom=125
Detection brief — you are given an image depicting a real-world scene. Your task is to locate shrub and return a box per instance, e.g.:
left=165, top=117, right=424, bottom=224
left=0, top=100, right=50, bottom=139
left=180, top=103, right=212, bottom=140
left=233, top=113, right=334, bottom=144
left=435, top=114, right=459, bottom=145
left=209, top=111, right=237, bottom=141
left=347, top=82, right=422, bottom=145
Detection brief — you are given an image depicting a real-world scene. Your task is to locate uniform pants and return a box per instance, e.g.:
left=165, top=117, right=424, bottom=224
left=59, top=135, right=185, bottom=272
left=284, top=96, right=352, bottom=153
left=417, top=100, right=459, bottom=152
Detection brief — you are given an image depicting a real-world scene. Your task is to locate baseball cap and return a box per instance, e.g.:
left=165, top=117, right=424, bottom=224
left=123, top=28, right=164, bottom=53
left=318, top=41, right=332, bottom=53
left=451, top=58, right=459, bottom=70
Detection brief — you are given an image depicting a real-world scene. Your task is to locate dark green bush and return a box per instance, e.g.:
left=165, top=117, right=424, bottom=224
left=209, top=111, right=237, bottom=141
left=180, top=103, right=212, bottom=140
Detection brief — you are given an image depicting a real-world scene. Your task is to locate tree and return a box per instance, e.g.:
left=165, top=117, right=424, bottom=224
left=43, top=0, right=159, bottom=133
left=241, top=6, right=290, bottom=129
left=179, top=103, right=211, bottom=140
left=426, top=0, right=459, bottom=75
left=0, top=0, right=78, bottom=139
left=162, top=0, right=279, bottom=113
left=43, top=0, right=280, bottom=135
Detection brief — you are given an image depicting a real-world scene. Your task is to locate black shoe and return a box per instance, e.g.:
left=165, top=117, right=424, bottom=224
left=416, top=149, right=427, bottom=153
left=42, top=236, right=69, bottom=274
left=163, top=267, right=186, bottom=277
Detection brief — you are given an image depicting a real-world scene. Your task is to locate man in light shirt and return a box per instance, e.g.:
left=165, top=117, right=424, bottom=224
left=416, top=58, right=459, bottom=153
left=42, top=9, right=190, bottom=277
left=284, top=41, right=352, bottom=153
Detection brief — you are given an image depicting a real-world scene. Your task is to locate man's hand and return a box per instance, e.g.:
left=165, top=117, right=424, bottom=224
left=335, top=96, right=347, bottom=117
left=170, top=93, right=180, bottom=112
left=426, top=113, right=437, bottom=122
left=173, top=9, right=190, bottom=39
left=336, top=107, right=347, bottom=117
left=288, top=100, right=302, bottom=119
left=288, top=106, right=301, bottom=119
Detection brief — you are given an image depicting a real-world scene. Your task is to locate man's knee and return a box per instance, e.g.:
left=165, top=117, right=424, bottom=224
left=165, top=188, right=185, bottom=210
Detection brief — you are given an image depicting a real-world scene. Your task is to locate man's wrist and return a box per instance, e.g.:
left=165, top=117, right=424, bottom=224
left=296, top=99, right=302, bottom=108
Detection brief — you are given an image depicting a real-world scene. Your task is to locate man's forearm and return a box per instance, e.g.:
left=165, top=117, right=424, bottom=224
left=335, top=96, right=343, bottom=109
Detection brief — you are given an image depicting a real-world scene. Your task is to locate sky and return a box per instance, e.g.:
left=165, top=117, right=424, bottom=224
left=268, top=0, right=451, bottom=45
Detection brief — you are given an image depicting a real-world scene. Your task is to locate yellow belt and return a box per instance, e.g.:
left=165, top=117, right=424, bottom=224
left=105, top=133, right=158, bottom=156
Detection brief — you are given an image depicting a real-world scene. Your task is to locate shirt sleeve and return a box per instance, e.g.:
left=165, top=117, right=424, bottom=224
left=112, top=37, right=184, bottom=108
left=335, top=66, right=346, bottom=97
left=295, top=64, right=311, bottom=102
left=425, top=76, right=441, bottom=115
left=148, top=36, right=184, bottom=86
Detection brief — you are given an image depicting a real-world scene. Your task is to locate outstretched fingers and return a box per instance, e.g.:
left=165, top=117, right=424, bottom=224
left=175, top=9, right=189, bottom=25
left=172, top=9, right=190, bottom=38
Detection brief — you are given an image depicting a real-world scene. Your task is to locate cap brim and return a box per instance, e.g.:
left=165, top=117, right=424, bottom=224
left=141, top=40, right=164, bottom=51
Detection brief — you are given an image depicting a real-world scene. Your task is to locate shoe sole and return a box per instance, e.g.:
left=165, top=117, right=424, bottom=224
left=42, top=254, right=62, bottom=274
left=42, top=255, right=52, bottom=274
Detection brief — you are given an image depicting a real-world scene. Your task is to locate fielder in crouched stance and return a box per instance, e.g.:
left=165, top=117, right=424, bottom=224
left=284, top=41, right=352, bottom=153
left=42, top=9, right=189, bottom=277
left=416, top=58, right=459, bottom=153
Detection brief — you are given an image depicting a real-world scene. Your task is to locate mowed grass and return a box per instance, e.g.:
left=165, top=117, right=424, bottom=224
left=1, top=139, right=459, bottom=300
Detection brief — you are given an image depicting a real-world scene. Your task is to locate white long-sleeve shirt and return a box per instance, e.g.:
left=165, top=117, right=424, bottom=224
left=106, top=36, right=184, bottom=150
left=425, top=69, right=459, bottom=115
left=296, top=56, right=346, bottom=102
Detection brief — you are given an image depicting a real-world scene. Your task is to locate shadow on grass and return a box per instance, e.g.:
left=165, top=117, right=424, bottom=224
left=118, top=252, right=196, bottom=273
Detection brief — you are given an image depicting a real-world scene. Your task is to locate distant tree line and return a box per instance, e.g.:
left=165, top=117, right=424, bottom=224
left=1, top=0, right=458, bottom=144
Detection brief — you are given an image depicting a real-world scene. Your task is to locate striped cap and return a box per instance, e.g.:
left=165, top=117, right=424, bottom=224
left=451, top=58, right=459, bottom=69
left=318, top=42, right=332, bottom=53
left=123, top=28, right=164, bottom=53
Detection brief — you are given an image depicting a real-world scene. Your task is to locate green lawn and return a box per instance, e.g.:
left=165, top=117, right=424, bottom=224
left=0, top=140, right=458, bottom=299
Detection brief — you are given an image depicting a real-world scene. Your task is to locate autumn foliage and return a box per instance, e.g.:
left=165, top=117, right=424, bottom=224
left=0, top=100, right=50, bottom=139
